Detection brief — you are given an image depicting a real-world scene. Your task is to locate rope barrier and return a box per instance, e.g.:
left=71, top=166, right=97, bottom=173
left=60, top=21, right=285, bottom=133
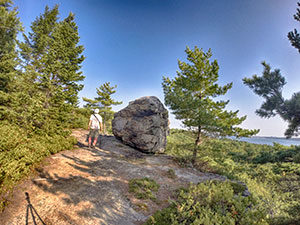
left=25, top=192, right=46, bottom=225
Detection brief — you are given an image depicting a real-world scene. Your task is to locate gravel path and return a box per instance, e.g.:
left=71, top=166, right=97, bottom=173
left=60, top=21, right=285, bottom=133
left=0, top=129, right=227, bottom=225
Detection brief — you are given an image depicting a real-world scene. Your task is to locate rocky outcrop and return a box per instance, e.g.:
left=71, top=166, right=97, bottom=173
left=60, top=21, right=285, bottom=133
left=112, top=96, right=169, bottom=153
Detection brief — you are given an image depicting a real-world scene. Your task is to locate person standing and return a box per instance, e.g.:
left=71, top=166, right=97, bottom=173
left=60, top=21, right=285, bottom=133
left=88, top=108, right=103, bottom=148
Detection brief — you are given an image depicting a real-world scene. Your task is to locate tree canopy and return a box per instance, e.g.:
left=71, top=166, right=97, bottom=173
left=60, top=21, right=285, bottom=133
left=288, top=2, right=300, bottom=53
left=0, top=1, right=86, bottom=206
left=244, top=2, right=300, bottom=138
left=19, top=5, right=85, bottom=134
left=0, top=0, right=23, bottom=119
left=243, top=62, right=300, bottom=138
left=1, top=2, right=85, bottom=136
left=163, top=46, right=258, bottom=163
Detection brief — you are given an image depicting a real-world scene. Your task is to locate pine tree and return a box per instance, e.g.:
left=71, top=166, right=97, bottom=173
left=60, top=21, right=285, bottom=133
left=0, top=1, right=48, bottom=134
left=243, top=62, right=300, bottom=138
left=244, top=1, right=300, bottom=138
left=0, top=0, right=22, bottom=120
left=288, top=2, right=300, bottom=53
left=83, top=82, right=122, bottom=133
left=19, top=5, right=85, bottom=133
left=163, top=47, right=259, bottom=163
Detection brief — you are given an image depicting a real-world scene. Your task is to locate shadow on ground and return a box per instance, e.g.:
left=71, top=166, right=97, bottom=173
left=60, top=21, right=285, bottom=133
left=32, top=135, right=146, bottom=224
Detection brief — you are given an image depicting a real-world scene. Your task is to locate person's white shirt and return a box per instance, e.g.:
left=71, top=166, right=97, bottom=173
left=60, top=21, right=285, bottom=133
left=89, top=113, right=102, bottom=129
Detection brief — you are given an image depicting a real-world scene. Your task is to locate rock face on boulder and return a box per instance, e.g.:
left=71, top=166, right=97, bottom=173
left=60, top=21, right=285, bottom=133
left=112, top=96, right=169, bottom=153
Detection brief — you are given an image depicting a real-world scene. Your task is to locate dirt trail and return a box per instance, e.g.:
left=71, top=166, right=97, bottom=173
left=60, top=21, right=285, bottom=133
left=0, top=129, right=226, bottom=225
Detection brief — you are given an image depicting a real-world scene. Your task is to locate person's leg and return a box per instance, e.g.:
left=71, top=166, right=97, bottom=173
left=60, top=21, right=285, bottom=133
left=88, top=136, right=92, bottom=148
left=88, top=129, right=97, bottom=148
left=88, top=129, right=93, bottom=148
left=92, top=130, right=99, bottom=148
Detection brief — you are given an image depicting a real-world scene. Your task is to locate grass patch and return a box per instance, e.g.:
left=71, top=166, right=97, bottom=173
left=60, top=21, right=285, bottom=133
left=129, top=177, right=160, bottom=201
left=134, top=202, right=149, bottom=211
left=166, top=169, right=176, bottom=179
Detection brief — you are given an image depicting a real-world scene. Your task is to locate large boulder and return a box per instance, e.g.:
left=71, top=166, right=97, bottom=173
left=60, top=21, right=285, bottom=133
left=112, top=96, right=169, bottom=153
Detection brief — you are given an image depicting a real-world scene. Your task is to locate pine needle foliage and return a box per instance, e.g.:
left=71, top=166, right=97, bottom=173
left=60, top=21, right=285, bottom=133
left=83, top=82, right=122, bottom=133
left=0, top=0, right=23, bottom=120
left=162, top=46, right=258, bottom=163
left=145, top=180, right=268, bottom=225
left=0, top=1, right=85, bottom=210
left=243, top=62, right=300, bottom=138
left=161, top=129, right=300, bottom=225
left=288, top=2, right=300, bottom=53
left=129, top=177, right=160, bottom=201
left=18, top=5, right=85, bottom=133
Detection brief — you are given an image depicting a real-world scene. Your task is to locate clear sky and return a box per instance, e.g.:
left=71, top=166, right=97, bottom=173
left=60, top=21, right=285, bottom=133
left=14, top=0, right=300, bottom=137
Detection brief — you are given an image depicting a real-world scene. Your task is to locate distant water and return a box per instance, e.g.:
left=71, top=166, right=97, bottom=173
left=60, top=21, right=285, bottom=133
left=228, top=136, right=300, bottom=146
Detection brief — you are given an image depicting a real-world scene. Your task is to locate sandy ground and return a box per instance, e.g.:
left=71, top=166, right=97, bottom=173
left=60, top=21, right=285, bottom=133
left=0, top=129, right=226, bottom=225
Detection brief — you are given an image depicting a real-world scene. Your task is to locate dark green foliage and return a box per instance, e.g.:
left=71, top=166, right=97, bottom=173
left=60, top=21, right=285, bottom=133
left=164, top=129, right=300, bottom=224
left=0, top=0, right=22, bottom=119
left=288, top=2, right=300, bottom=53
left=145, top=181, right=268, bottom=225
left=166, top=169, right=176, bottom=179
left=0, top=1, right=85, bottom=211
left=162, top=46, right=257, bottom=138
left=294, top=152, right=300, bottom=163
left=129, top=177, right=160, bottom=201
left=83, top=82, right=122, bottom=133
left=243, top=62, right=286, bottom=118
left=18, top=5, right=85, bottom=134
left=252, top=145, right=300, bottom=164
left=244, top=62, right=300, bottom=138
left=0, top=2, right=85, bottom=134
left=70, top=107, right=91, bottom=129
left=245, top=1, right=300, bottom=137
left=21, top=5, right=85, bottom=106
left=0, top=122, right=76, bottom=210
left=0, top=3, right=85, bottom=136
left=163, top=46, right=258, bottom=163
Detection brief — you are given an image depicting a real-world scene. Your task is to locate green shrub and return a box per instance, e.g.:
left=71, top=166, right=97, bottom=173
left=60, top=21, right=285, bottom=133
left=166, top=169, right=176, bottom=179
left=129, top=177, right=160, bottom=201
left=145, top=181, right=268, bottom=225
left=293, top=152, right=300, bottom=163
left=0, top=123, right=76, bottom=211
left=70, top=107, right=90, bottom=129
left=164, top=130, right=300, bottom=224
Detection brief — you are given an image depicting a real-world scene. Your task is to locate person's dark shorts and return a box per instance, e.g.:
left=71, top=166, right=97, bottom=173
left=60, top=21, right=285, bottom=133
left=89, top=129, right=99, bottom=139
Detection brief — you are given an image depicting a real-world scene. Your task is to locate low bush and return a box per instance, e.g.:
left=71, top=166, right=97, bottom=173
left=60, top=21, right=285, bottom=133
left=163, top=129, right=300, bottom=224
left=145, top=181, right=268, bottom=225
left=70, top=107, right=90, bottom=129
left=166, top=169, right=176, bottom=179
left=0, top=122, right=76, bottom=211
left=129, top=177, right=160, bottom=201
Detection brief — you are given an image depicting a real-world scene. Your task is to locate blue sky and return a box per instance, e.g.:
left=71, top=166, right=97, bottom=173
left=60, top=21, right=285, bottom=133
left=14, top=0, right=300, bottom=137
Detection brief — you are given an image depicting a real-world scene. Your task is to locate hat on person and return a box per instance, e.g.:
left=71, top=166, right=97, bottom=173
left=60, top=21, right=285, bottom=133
left=94, top=108, right=99, bottom=114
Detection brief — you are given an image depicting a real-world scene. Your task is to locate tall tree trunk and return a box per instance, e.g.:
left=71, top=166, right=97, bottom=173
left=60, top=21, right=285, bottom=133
left=192, top=126, right=201, bottom=165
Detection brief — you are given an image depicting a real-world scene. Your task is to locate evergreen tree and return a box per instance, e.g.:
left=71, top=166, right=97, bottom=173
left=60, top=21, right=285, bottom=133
left=243, top=62, right=300, bottom=138
left=0, top=1, right=49, bottom=134
left=163, top=46, right=258, bottom=163
left=83, top=82, right=122, bottom=133
left=0, top=0, right=22, bottom=120
left=19, top=5, right=85, bottom=133
left=244, top=2, right=300, bottom=138
left=288, top=2, right=300, bottom=53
